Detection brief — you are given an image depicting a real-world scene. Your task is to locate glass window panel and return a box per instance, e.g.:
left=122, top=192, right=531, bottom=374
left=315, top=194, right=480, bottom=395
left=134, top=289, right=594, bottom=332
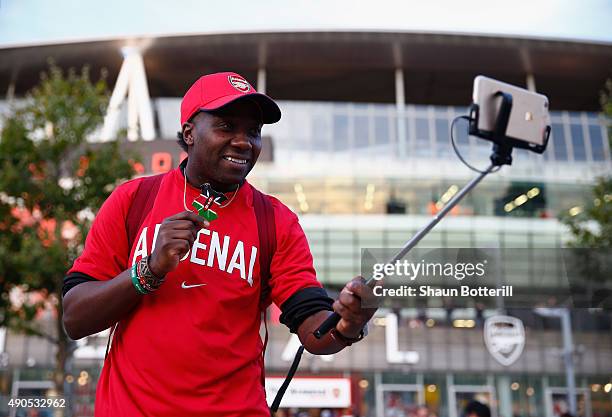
left=382, top=373, right=418, bottom=384
left=387, top=230, right=415, bottom=247
left=434, top=106, right=449, bottom=118
left=435, top=118, right=451, bottom=156
left=471, top=135, right=492, bottom=158
left=474, top=232, right=499, bottom=246
left=503, top=233, right=528, bottom=247
left=551, top=123, right=567, bottom=161
left=414, top=104, right=429, bottom=114
left=455, top=117, right=469, bottom=145
left=419, top=231, right=442, bottom=247
left=446, top=232, right=472, bottom=247
left=550, top=111, right=563, bottom=122
left=513, top=148, right=531, bottom=165
left=374, top=115, right=390, bottom=145
left=357, top=231, right=385, bottom=247
left=312, top=113, right=331, bottom=152
left=416, top=117, right=429, bottom=140
left=531, top=233, right=559, bottom=248
left=453, top=374, right=488, bottom=385
left=333, top=114, right=349, bottom=151
left=568, top=113, right=582, bottom=124
left=415, top=117, right=432, bottom=156
left=587, top=112, right=600, bottom=122
left=570, top=124, right=586, bottom=161
left=404, top=116, right=412, bottom=155
left=329, top=231, right=354, bottom=242
left=355, top=116, right=369, bottom=148
left=588, top=124, right=606, bottom=161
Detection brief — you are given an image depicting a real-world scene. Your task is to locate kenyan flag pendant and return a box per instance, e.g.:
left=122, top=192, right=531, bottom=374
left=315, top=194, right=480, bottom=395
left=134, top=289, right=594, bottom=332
left=192, top=200, right=218, bottom=221
left=192, top=183, right=228, bottom=222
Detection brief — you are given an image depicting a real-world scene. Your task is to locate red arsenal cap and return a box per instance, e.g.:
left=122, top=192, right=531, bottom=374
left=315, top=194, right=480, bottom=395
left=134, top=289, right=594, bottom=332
left=180, top=72, right=281, bottom=125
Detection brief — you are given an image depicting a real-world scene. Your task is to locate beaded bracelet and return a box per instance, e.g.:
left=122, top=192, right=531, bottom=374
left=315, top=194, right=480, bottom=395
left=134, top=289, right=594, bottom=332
left=130, top=256, right=165, bottom=295
left=137, top=258, right=165, bottom=292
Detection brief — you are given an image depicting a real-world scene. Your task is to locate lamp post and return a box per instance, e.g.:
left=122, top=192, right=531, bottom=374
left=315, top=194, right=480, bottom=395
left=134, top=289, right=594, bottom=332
left=534, top=307, right=577, bottom=416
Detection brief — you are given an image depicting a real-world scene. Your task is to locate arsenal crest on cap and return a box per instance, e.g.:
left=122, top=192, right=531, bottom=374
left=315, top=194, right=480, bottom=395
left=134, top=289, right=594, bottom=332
left=484, top=315, right=525, bottom=366
left=228, top=75, right=251, bottom=93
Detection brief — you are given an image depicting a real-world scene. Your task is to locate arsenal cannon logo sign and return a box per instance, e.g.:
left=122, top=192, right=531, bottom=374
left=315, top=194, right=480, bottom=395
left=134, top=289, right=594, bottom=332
left=484, top=315, right=525, bottom=366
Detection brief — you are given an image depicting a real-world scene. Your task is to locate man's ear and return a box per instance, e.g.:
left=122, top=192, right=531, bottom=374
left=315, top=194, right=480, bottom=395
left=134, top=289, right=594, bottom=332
left=182, top=122, right=195, bottom=146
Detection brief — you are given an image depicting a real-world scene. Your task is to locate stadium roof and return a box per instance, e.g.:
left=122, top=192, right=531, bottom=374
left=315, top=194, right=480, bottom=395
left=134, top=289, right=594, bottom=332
left=1, top=31, right=611, bottom=111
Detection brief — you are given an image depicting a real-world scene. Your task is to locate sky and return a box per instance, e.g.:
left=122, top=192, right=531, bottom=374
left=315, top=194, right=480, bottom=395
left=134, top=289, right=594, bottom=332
left=0, top=0, right=611, bottom=48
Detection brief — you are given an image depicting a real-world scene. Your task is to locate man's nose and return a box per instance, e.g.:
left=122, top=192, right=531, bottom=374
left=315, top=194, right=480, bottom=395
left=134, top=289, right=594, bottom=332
left=230, top=130, right=252, bottom=150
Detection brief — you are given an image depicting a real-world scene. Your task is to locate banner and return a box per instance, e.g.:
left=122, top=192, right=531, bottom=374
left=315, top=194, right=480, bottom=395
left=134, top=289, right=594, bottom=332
left=265, top=377, right=351, bottom=408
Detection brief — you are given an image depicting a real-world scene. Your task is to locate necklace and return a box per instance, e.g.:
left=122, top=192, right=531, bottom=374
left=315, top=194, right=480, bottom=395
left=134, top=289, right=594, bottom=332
left=182, top=169, right=238, bottom=213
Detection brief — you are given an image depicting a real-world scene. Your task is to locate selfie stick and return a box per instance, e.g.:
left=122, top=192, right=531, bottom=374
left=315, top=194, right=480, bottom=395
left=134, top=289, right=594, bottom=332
left=314, top=92, right=520, bottom=339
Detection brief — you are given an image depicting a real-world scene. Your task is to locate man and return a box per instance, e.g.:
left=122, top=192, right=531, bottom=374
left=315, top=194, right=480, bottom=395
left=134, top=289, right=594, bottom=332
left=62, top=72, right=375, bottom=416
left=464, top=401, right=491, bottom=417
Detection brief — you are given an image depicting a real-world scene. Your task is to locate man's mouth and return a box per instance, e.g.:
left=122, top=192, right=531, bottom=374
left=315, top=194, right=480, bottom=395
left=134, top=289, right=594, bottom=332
left=222, top=156, right=248, bottom=165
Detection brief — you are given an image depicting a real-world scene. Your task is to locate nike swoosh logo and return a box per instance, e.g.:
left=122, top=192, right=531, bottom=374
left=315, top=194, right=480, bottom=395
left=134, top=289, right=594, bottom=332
left=181, top=281, right=207, bottom=289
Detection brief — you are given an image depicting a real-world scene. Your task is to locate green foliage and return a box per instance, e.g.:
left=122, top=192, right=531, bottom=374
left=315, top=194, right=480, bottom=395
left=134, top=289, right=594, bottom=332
left=562, top=177, right=612, bottom=248
left=0, top=62, right=136, bottom=342
left=561, top=80, right=612, bottom=249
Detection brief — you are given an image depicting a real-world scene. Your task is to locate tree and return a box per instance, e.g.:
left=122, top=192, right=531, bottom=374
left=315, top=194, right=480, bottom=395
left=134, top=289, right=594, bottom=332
left=559, top=81, right=612, bottom=309
left=562, top=177, right=611, bottom=248
left=0, top=63, right=137, bottom=394
left=561, top=80, right=611, bottom=249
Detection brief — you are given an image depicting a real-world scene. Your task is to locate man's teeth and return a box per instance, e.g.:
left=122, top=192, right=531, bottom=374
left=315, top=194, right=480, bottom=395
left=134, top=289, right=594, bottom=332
left=223, top=156, right=247, bottom=164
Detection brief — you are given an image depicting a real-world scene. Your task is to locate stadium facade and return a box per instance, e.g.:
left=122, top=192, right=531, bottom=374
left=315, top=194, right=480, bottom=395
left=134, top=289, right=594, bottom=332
left=1, top=27, right=611, bottom=417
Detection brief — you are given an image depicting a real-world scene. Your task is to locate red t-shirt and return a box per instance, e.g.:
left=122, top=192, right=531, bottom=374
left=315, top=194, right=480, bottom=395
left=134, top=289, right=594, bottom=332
left=69, top=166, right=321, bottom=416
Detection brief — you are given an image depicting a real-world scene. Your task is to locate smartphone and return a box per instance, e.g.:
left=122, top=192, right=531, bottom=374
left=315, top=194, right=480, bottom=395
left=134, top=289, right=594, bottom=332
left=471, top=75, right=550, bottom=152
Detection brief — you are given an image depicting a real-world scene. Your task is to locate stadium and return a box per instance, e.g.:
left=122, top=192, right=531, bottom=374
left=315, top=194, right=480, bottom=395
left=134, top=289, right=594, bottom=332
left=0, top=4, right=611, bottom=417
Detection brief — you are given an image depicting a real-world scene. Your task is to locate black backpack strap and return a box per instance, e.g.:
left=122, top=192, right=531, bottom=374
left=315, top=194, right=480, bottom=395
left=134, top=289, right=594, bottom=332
left=105, top=173, right=165, bottom=360
left=270, top=345, right=305, bottom=414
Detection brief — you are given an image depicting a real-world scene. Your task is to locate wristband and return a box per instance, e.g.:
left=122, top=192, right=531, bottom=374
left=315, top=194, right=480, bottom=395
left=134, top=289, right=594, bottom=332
left=137, top=257, right=165, bottom=292
left=144, top=255, right=165, bottom=282
left=130, top=257, right=166, bottom=295
left=131, top=264, right=149, bottom=295
left=330, top=327, right=366, bottom=346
